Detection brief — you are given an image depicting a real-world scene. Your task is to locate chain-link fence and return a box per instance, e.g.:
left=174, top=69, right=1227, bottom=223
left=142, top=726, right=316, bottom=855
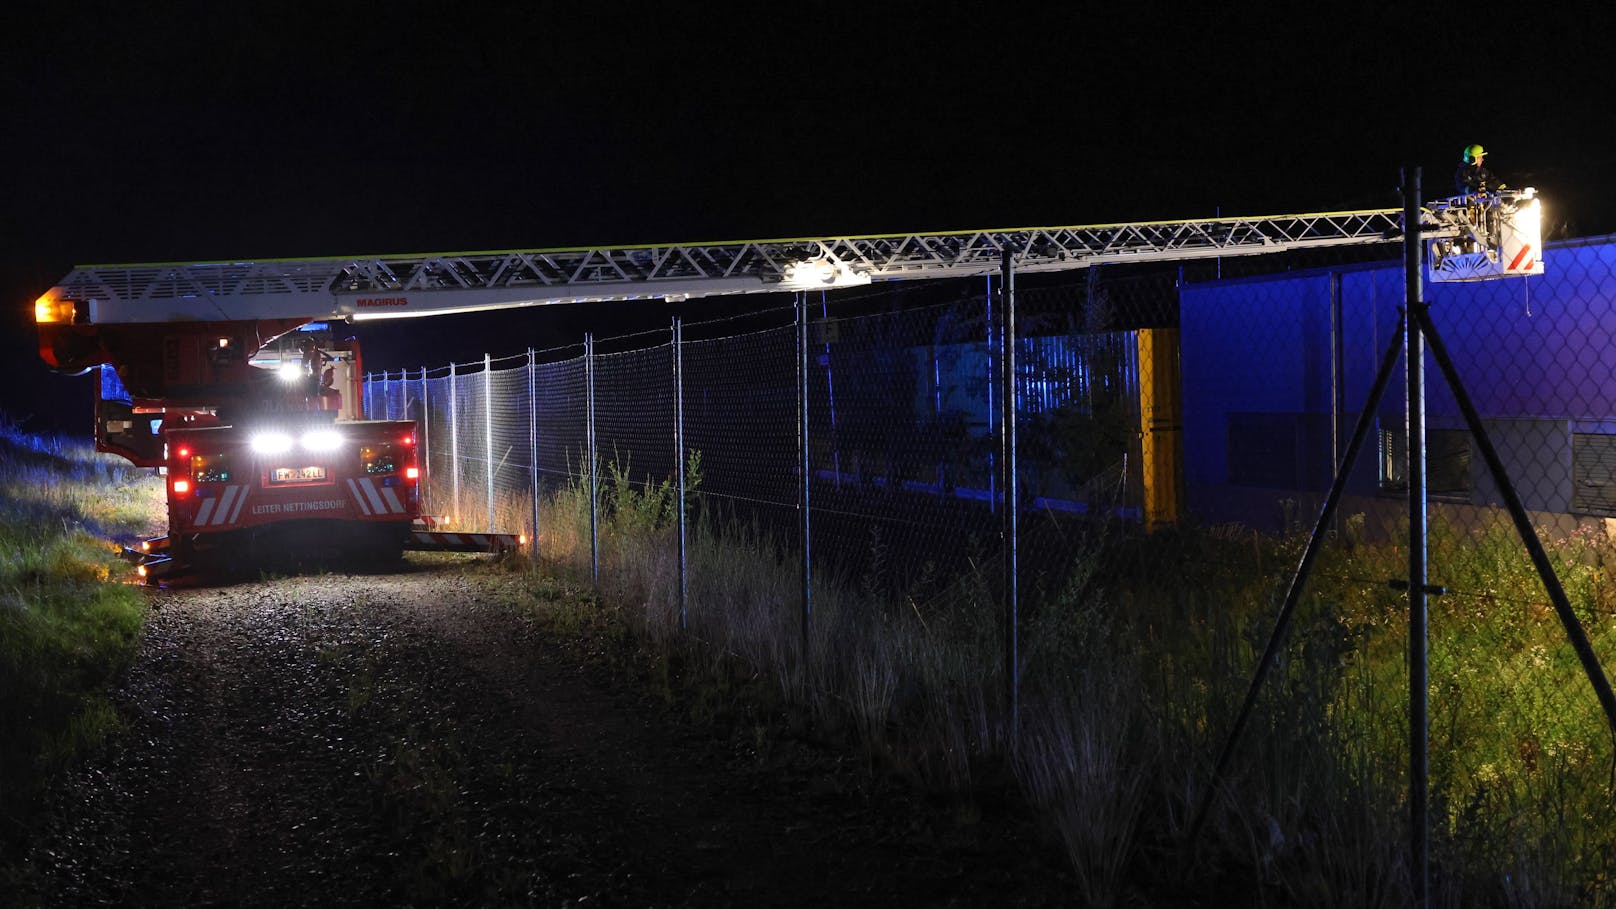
left=363, top=235, right=1616, bottom=905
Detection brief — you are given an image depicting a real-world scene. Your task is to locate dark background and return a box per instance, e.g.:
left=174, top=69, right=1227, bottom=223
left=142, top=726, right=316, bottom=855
left=6, top=2, right=1613, bottom=432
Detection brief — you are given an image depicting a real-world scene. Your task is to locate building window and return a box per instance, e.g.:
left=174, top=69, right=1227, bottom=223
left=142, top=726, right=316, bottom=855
left=1572, top=433, right=1616, bottom=515
left=1380, top=426, right=1471, bottom=497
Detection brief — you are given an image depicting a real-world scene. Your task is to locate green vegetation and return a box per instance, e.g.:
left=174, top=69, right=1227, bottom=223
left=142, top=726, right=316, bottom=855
left=504, top=460, right=1616, bottom=907
left=0, top=420, right=163, bottom=852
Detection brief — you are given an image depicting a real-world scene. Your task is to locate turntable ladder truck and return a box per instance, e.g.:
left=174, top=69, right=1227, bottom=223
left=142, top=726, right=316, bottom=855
left=34, top=194, right=1540, bottom=577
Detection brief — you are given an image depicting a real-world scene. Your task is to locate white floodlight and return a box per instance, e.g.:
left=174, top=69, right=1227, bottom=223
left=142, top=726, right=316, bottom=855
left=278, top=364, right=304, bottom=384
left=780, top=256, right=871, bottom=291
left=250, top=431, right=294, bottom=455
left=1514, top=195, right=1542, bottom=234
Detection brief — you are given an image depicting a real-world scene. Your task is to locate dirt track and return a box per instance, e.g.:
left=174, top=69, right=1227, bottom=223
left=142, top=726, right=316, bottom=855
left=16, top=559, right=1073, bottom=906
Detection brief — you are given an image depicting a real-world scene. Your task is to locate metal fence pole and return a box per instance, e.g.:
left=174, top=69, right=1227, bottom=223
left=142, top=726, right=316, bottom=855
left=420, top=367, right=430, bottom=514
left=999, top=248, right=1019, bottom=736
left=586, top=332, right=599, bottom=585
left=383, top=370, right=392, bottom=419
left=985, top=274, right=996, bottom=515
left=673, top=317, right=688, bottom=631
left=485, top=353, right=495, bottom=534
left=797, top=293, right=812, bottom=660
left=450, top=362, right=460, bottom=526
left=529, top=348, right=540, bottom=562
left=1402, top=165, right=1430, bottom=908
left=363, top=372, right=373, bottom=419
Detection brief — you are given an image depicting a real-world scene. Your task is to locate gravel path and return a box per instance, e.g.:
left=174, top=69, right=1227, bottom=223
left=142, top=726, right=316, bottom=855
left=16, top=560, right=1073, bottom=906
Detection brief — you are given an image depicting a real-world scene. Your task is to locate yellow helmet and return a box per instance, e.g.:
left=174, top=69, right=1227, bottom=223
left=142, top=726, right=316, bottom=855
left=1464, top=144, right=1487, bottom=163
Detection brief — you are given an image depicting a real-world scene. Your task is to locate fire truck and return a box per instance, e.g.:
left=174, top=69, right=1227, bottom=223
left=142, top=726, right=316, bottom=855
left=32, top=308, right=484, bottom=580
left=34, top=189, right=1535, bottom=580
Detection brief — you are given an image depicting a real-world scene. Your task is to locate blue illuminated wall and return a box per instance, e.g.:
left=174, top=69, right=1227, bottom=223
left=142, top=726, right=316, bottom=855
left=1180, top=235, right=1616, bottom=531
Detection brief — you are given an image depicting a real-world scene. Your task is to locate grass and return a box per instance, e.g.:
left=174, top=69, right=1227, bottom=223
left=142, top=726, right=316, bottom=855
left=10, top=408, right=1602, bottom=903
left=499, top=458, right=1616, bottom=907
left=0, top=419, right=164, bottom=855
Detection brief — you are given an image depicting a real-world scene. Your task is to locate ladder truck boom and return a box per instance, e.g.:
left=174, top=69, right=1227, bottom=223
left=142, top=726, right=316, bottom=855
left=38, top=208, right=1416, bottom=335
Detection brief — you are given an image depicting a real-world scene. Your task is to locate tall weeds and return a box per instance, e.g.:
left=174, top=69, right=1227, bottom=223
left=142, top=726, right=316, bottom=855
left=507, top=463, right=1616, bottom=905
left=0, top=420, right=164, bottom=855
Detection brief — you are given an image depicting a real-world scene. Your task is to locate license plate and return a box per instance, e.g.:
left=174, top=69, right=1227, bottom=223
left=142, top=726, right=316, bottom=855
left=272, top=466, right=327, bottom=483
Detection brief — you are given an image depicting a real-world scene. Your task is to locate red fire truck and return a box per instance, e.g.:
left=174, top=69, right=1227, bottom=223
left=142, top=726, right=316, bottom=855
left=35, top=306, right=516, bottom=581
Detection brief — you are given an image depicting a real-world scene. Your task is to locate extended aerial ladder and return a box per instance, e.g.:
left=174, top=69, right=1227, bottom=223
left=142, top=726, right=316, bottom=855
left=36, top=194, right=1542, bottom=565
left=40, top=209, right=1420, bottom=331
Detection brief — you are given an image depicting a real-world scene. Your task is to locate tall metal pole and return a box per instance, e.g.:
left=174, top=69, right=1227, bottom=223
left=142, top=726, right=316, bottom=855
left=985, top=274, right=996, bottom=515
left=449, top=362, right=461, bottom=526
left=420, top=367, right=431, bottom=514
left=1330, top=271, right=1344, bottom=469
left=485, top=353, right=495, bottom=534
left=1403, top=165, right=1430, bottom=908
left=586, top=332, right=599, bottom=585
left=363, top=372, right=373, bottom=420
left=673, top=317, right=688, bottom=631
left=529, top=349, right=540, bottom=561
left=798, top=293, right=813, bottom=661
left=999, top=248, right=1019, bottom=736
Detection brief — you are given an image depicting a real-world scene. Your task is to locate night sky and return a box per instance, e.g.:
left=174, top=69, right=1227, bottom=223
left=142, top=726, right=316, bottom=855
left=7, top=3, right=1614, bottom=432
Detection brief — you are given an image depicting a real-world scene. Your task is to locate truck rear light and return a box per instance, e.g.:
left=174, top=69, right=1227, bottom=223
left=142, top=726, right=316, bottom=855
left=402, top=434, right=414, bottom=446
left=172, top=479, right=191, bottom=496
left=405, top=467, right=419, bottom=480
left=176, top=447, right=190, bottom=458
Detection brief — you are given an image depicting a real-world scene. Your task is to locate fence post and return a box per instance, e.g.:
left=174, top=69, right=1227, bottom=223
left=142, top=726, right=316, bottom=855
left=797, top=293, right=812, bottom=661
left=999, top=247, right=1019, bottom=737
left=673, top=317, right=687, bottom=631
left=485, top=353, right=494, bottom=534
left=382, top=370, right=391, bottom=419
left=529, top=348, right=540, bottom=562
left=363, top=372, right=372, bottom=419
left=420, top=367, right=431, bottom=514
left=985, top=274, right=996, bottom=515
left=449, top=362, right=460, bottom=526
left=1402, top=165, right=1430, bottom=908
left=586, top=333, right=599, bottom=585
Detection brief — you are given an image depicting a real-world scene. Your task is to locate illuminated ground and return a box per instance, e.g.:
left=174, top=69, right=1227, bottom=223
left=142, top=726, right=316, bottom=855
left=16, top=560, right=1073, bottom=906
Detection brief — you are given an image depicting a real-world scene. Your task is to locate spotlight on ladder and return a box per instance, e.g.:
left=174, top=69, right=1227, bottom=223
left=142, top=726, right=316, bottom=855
left=780, top=256, right=871, bottom=291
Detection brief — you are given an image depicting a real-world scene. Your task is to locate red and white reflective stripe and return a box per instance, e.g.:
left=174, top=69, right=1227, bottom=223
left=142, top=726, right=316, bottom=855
left=194, top=485, right=249, bottom=527
left=412, top=532, right=493, bottom=547
left=347, top=477, right=406, bottom=515
left=1507, top=243, right=1533, bottom=271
